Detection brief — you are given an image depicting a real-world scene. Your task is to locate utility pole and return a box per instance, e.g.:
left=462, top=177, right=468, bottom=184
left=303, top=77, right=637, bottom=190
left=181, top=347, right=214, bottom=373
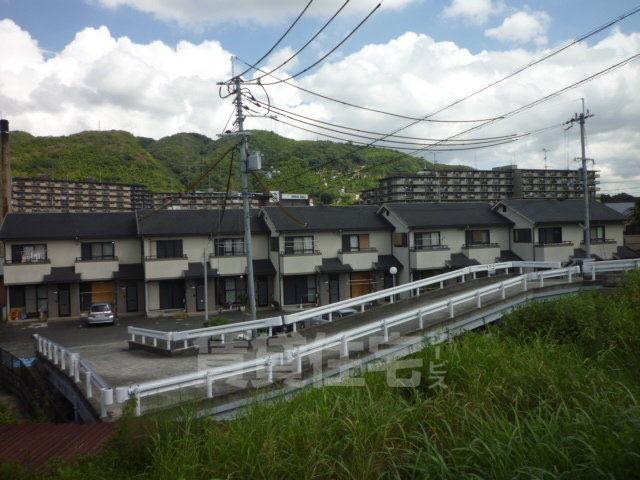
left=234, top=75, right=257, bottom=321
left=565, top=99, right=594, bottom=260
left=0, top=119, right=10, bottom=220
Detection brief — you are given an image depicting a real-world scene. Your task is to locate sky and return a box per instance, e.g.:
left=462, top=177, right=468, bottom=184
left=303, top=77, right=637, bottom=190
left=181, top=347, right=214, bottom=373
left=1, top=0, right=640, bottom=197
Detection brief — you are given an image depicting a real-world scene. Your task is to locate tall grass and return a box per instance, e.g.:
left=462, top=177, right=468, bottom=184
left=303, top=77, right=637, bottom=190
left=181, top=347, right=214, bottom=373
left=4, top=271, right=640, bottom=479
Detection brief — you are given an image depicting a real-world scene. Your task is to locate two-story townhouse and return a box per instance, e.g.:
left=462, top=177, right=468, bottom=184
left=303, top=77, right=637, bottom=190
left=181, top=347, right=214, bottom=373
left=378, top=203, right=515, bottom=285
left=136, top=209, right=273, bottom=315
left=0, top=212, right=144, bottom=320
left=260, top=205, right=400, bottom=309
left=493, top=199, right=628, bottom=262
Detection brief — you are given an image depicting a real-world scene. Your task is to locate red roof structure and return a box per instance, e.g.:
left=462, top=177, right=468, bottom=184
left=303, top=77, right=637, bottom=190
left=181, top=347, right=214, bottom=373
left=0, top=423, right=117, bottom=469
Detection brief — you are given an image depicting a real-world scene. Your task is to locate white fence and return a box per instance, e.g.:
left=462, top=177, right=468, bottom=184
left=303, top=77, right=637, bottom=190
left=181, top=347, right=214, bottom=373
left=33, top=334, right=113, bottom=418
left=35, top=259, right=639, bottom=418
left=128, top=316, right=283, bottom=351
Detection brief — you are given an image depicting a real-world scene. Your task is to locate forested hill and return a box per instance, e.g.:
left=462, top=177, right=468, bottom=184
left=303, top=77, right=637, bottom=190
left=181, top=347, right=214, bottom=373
left=9, top=129, right=471, bottom=203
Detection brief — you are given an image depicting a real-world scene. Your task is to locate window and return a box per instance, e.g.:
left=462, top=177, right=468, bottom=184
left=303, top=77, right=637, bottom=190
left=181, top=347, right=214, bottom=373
left=214, top=238, right=245, bottom=256
left=414, top=232, right=441, bottom=249
left=270, top=237, right=279, bottom=252
left=159, top=279, right=185, bottom=309
left=11, top=244, right=47, bottom=263
left=538, top=227, right=562, bottom=244
left=81, top=242, right=115, bottom=260
left=513, top=229, right=532, bottom=243
left=284, top=236, right=315, bottom=254
left=283, top=275, right=317, bottom=305
left=341, top=234, right=370, bottom=252
left=465, top=230, right=490, bottom=246
left=156, top=240, right=183, bottom=259
left=589, top=226, right=605, bottom=242
left=220, top=277, right=245, bottom=305
left=392, top=232, right=408, bottom=247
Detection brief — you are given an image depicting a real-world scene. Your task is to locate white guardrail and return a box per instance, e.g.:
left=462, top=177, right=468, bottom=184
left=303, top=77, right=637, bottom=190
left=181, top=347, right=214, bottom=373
left=33, top=334, right=113, bottom=418
left=127, top=260, right=562, bottom=347
left=35, top=259, right=640, bottom=417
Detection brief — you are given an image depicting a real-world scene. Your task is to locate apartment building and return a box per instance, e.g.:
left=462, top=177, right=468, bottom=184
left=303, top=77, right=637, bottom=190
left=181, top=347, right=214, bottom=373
left=10, top=176, right=303, bottom=213
left=361, top=166, right=599, bottom=205
left=261, top=205, right=400, bottom=308
left=378, top=203, right=514, bottom=285
left=493, top=199, right=628, bottom=263
left=0, top=201, right=630, bottom=320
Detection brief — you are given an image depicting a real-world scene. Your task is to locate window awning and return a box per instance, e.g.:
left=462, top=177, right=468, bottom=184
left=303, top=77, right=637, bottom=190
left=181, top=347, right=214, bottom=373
left=249, top=259, right=277, bottom=276
left=183, top=263, right=219, bottom=279
left=316, top=258, right=353, bottom=274
left=373, top=255, right=403, bottom=271
left=447, top=253, right=480, bottom=268
left=113, top=263, right=144, bottom=280
left=43, top=267, right=81, bottom=284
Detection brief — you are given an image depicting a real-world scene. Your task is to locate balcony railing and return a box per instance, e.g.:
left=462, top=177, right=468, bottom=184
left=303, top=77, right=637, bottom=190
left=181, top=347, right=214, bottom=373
left=410, top=244, right=450, bottom=252
left=463, top=243, right=500, bottom=249
left=144, top=254, right=188, bottom=260
left=5, top=257, right=49, bottom=265
left=337, top=247, right=378, bottom=254
left=75, top=256, right=119, bottom=262
left=535, top=241, right=573, bottom=247
left=581, top=239, right=617, bottom=245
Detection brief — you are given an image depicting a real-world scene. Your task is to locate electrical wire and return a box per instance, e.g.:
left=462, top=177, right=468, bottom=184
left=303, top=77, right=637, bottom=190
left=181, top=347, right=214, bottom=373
left=254, top=0, right=351, bottom=82
left=235, top=5, right=640, bottom=122
left=237, top=0, right=315, bottom=79
left=260, top=2, right=382, bottom=85
left=244, top=94, right=509, bottom=141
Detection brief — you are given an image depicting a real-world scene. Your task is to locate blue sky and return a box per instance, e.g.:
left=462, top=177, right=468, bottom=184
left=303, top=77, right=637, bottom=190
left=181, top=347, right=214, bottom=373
left=1, top=0, right=640, bottom=195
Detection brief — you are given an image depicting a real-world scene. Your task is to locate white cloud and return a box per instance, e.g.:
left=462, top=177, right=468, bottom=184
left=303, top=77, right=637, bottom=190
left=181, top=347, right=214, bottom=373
left=442, top=0, right=503, bottom=25
left=91, top=0, right=417, bottom=26
left=0, top=19, right=639, bottom=191
left=485, top=10, right=551, bottom=45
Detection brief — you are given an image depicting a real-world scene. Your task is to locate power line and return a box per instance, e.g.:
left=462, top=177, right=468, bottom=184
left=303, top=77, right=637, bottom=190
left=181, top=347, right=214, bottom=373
left=237, top=5, right=640, bottom=124
left=244, top=94, right=506, bottom=139
left=259, top=2, right=382, bottom=85
left=236, top=0, right=315, bottom=78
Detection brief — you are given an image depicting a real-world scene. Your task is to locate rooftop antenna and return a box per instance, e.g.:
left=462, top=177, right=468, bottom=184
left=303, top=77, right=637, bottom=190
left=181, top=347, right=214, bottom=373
left=542, top=148, right=550, bottom=170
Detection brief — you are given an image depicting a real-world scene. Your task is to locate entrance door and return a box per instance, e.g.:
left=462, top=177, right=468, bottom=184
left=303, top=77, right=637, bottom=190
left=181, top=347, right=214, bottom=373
left=195, top=282, right=205, bottom=311
left=350, top=272, right=373, bottom=298
left=257, top=276, right=269, bottom=307
left=126, top=284, right=138, bottom=312
left=58, top=285, right=71, bottom=317
left=329, top=274, right=340, bottom=303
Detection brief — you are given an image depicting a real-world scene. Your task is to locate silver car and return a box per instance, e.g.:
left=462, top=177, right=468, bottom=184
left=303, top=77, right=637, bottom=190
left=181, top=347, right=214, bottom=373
left=87, top=302, right=118, bottom=326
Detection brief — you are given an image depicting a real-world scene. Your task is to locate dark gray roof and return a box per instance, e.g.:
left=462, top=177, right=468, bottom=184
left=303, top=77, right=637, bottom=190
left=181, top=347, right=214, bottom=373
left=43, top=267, right=81, bottom=284
left=573, top=248, right=603, bottom=261
left=499, top=199, right=628, bottom=224
left=137, top=209, right=268, bottom=236
left=499, top=250, right=523, bottom=262
left=447, top=253, right=480, bottom=268
left=250, top=259, right=276, bottom=276
left=316, top=258, right=353, bottom=273
left=615, top=246, right=640, bottom=259
left=183, top=262, right=218, bottom=279
left=0, top=212, right=137, bottom=241
left=382, top=203, right=512, bottom=229
left=373, top=254, right=403, bottom=271
left=262, top=205, right=390, bottom=233
left=113, top=263, right=144, bottom=280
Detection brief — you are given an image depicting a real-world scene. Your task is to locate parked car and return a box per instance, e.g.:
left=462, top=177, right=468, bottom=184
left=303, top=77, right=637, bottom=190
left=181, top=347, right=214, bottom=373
left=307, top=308, right=359, bottom=328
left=86, top=302, right=118, bottom=326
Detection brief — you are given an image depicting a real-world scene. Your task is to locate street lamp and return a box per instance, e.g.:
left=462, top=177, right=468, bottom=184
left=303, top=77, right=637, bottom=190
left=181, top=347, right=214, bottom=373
left=389, top=266, right=398, bottom=303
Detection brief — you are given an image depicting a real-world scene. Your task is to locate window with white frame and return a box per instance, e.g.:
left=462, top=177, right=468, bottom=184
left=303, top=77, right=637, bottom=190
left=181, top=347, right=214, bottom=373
left=284, top=236, right=315, bottom=254
left=414, top=231, right=441, bottom=249
left=214, top=238, right=245, bottom=256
